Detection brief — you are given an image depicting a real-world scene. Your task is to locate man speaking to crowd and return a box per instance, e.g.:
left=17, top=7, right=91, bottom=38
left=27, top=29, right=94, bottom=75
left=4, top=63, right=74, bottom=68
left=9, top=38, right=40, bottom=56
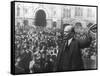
left=58, top=23, right=92, bottom=71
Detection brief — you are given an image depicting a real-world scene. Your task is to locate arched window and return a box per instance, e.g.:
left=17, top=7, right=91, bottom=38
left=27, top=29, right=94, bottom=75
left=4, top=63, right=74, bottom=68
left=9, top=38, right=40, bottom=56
left=35, top=10, right=46, bottom=27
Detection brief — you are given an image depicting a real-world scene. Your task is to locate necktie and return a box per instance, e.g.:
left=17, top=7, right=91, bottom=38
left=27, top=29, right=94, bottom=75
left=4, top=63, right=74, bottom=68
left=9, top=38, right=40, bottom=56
left=66, top=40, right=68, bottom=48
left=64, top=40, right=68, bottom=51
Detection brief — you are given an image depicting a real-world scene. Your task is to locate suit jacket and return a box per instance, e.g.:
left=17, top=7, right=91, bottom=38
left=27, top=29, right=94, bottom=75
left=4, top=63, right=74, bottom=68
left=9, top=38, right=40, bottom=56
left=58, top=38, right=84, bottom=71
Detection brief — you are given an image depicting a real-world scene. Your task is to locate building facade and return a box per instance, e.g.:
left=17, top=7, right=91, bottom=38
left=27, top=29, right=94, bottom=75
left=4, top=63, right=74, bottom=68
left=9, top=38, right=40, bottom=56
left=15, top=2, right=97, bottom=29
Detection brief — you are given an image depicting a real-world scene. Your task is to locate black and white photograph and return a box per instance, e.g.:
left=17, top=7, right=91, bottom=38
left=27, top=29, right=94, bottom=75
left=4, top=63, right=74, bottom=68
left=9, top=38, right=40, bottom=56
left=11, top=1, right=98, bottom=75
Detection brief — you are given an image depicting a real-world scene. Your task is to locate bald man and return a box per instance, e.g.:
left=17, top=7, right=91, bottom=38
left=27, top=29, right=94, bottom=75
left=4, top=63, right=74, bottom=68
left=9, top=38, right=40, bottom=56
left=58, top=25, right=84, bottom=71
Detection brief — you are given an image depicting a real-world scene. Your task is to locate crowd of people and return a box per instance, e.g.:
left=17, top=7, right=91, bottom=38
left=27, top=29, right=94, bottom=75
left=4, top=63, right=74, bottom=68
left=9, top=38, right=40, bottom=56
left=15, top=25, right=63, bottom=74
left=14, top=22, right=97, bottom=74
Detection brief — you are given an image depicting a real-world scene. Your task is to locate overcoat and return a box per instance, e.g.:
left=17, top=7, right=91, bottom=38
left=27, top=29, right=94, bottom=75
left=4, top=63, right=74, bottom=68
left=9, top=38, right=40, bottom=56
left=58, top=38, right=85, bottom=71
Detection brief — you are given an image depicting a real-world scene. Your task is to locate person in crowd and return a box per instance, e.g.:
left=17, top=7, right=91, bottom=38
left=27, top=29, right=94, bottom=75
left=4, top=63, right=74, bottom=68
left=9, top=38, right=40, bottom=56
left=74, top=22, right=92, bottom=48
left=15, top=25, right=62, bottom=73
left=19, top=50, right=32, bottom=73
left=29, top=55, right=35, bottom=73
left=15, top=57, right=25, bottom=74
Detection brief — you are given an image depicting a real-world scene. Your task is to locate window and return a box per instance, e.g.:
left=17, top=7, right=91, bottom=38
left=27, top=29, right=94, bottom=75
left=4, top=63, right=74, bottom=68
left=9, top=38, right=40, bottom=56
left=17, top=5, right=20, bottom=16
left=75, top=7, right=83, bottom=17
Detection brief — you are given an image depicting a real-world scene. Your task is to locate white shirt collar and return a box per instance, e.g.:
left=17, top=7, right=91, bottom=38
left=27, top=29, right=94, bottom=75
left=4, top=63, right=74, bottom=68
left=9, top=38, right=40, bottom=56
left=68, top=38, right=73, bottom=46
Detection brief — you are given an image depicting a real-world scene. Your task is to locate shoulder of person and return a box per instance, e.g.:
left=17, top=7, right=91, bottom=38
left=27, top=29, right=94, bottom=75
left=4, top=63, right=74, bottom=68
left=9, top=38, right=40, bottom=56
left=71, top=38, right=79, bottom=45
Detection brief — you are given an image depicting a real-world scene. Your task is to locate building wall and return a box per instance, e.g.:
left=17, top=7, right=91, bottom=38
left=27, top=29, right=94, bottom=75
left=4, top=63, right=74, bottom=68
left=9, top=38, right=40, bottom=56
left=15, top=2, right=97, bottom=29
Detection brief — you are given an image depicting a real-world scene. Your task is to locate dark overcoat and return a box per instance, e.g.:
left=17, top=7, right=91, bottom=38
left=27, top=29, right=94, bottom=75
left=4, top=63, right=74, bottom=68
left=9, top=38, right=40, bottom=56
left=58, top=39, right=84, bottom=71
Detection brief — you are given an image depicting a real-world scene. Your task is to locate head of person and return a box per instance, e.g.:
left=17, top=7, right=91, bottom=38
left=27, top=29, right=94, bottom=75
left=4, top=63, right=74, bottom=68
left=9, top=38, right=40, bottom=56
left=74, top=22, right=82, bottom=33
left=64, top=25, right=75, bottom=40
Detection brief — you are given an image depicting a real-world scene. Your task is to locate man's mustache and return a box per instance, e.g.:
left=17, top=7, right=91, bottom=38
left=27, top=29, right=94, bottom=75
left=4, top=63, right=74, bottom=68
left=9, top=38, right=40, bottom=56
left=63, top=32, right=73, bottom=40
